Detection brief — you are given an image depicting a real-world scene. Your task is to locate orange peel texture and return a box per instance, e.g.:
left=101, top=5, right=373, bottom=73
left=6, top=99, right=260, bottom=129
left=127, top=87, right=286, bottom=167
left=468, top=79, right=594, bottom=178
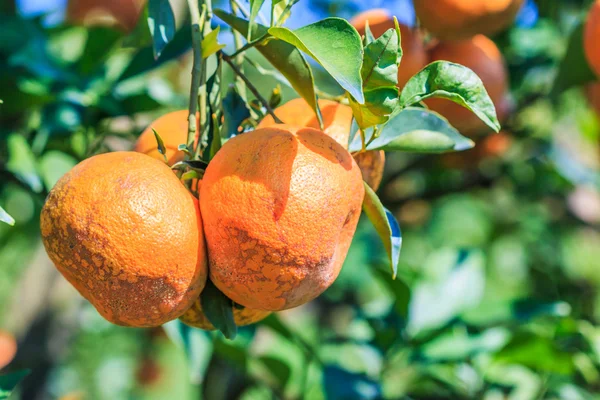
left=585, top=1, right=600, bottom=78
left=200, top=125, right=365, bottom=311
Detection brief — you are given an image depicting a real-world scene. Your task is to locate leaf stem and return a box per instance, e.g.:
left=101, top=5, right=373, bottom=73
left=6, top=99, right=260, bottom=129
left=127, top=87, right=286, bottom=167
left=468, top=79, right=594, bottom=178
left=229, top=33, right=271, bottom=59
left=221, top=52, right=283, bottom=123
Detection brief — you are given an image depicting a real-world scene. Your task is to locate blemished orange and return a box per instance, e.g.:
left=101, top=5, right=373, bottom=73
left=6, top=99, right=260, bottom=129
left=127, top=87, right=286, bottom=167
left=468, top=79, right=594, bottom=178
left=180, top=298, right=271, bottom=330
left=0, top=330, right=17, bottom=370
left=135, top=110, right=199, bottom=165
left=200, top=125, right=365, bottom=311
left=66, top=0, right=145, bottom=32
left=258, top=98, right=386, bottom=190
left=587, top=83, right=600, bottom=116
left=426, top=35, right=509, bottom=136
left=40, top=152, right=208, bottom=327
left=413, top=0, right=524, bottom=41
left=585, top=1, right=600, bottom=78
left=350, top=9, right=428, bottom=89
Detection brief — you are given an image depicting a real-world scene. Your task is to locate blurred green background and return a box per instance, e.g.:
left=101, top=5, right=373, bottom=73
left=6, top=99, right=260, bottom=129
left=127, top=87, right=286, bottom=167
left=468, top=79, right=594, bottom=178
left=2, top=0, right=600, bottom=399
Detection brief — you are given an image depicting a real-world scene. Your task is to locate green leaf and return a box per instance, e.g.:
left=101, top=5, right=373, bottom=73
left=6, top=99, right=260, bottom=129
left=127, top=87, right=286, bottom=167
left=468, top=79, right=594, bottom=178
left=163, top=320, right=213, bottom=384
left=349, top=107, right=474, bottom=153
left=248, top=0, right=266, bottom=40
left=0, top=370, right=30, bottom=400
left=77, top=27, right=122, bottom=75
left=151, top=129, right=168, bottom=163
left=362, top=182, right=402, bottom=278
left=0, top=206, right=15, bottom=227
left=181, top=170, right=200, bottom=181
left=7, top=134, right=42, bottom=193
left=269, top=18, right=364, bottom=103
left=148, top=0, right=176, bottom=59
left=552, top=22, right=597, bottom=96
left=208, top=113, right=222, bottom=160
left=400, top=61, right=501, bottom=133
left=201, top=280, right=237, bottom=339
left=222, top=86, right=251, bottom=138
left=348, top=87, right=399, bottom=129
left=271, top=0, right=292, bottom=26
left=215, top=10, right=320, bottom=126
left=363, top=22, right=375, bottom=45
left=202, top=26, right=226, bottom=59
left=361, top=24, right=401, bottom=88
left=38, top=151, right=77, bottom=191
left=258, top=356, right=291, bottom=388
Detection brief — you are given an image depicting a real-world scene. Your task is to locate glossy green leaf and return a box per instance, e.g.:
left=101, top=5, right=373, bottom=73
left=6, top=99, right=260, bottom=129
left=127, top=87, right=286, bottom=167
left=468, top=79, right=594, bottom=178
left=363, top=21, right=375, bottom=44
left=361, top=24, right=401, bottom=88
left=7, top=134, right=42, bottom=193
left=0, top=370, right=30, bottom=400
left=0, top=206, right=15, bottom=227
left=201, top=280, right=237, bottom=339
left=349, top=107, right=474, bottom=153
left=271, top=0, right=292, bottom=26
left=148, top=0, right=176, bottom=59
left=248, top=0, right=266, bottom=40
left=400, top=61, right=501, bottom=133
left=348, top=87, right=399, bottom=129
left=552, top=22, right=597, bottom=96
left=269, top=18, right=364, bottom=103
left=202, top=26, right=226, bottom=59
left=151, top=129, right=168, bottom=162
left=362, top=182, right=402, bottom=278
left=163, top=320, right=213, bottom=384
left=215, top=10, right=320, bottom=125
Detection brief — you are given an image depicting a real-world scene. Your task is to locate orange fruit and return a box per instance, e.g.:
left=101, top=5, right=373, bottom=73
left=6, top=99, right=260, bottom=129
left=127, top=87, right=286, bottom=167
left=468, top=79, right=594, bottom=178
left=200, top=125, right=365, bottom=311
left=0, top=330, right=17, bottom=370
left=258, top=98, right=386, bottom=190
left=180, top=298, right=270, bottom=330
left=135, top=110, right=199, bottom=165
left=587, top=83, right=600, bottom=116
left=350, top=9, right=428, bottom=89
left=66, top=0, right=145, bottom=32
left=426, top=35, right=509, bottom=136
left=585, top=1, right=600, bottom=78
left=413, top=0, right=524, bottom=41
left=40, top=152, right=207, bottom=327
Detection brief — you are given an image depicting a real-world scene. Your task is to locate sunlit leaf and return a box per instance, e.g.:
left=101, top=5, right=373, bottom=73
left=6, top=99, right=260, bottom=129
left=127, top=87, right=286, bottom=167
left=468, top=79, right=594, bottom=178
left=348, top=87, right=399, bottom=129
left=248, top=0, right=266, bottom=40
left=362, top=182, right=402, bottom=278
left=269, top=18, right=364, bottom=103
left=349, top=107, right=474, bottom=153
left=201, top=26, right=226, bottom=59
left=400, top=61, right=501, bottom=133
left=361, top=24, right=401, bottom=88
left=0, top=206, right=15, bottom=227
left=148, top=0, right=176, bottom=59
left=151, top=129, right=168, bottom=163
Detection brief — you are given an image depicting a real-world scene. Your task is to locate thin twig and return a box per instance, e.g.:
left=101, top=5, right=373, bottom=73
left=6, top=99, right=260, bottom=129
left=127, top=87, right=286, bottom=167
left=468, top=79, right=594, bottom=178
left=221, top=52, right=283, bottom=123
left=186, top=0, right=205, bottom=152
left=229, top=32, right=270, bottom=59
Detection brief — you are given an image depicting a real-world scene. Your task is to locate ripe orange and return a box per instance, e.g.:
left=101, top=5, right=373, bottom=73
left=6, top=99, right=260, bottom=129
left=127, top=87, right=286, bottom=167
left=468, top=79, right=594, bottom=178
left=0, top=330, right=17, bottom=370
left=350, top=9, right=428, bottom=89
left=41, top=152, right=207, bottom=327
left=426, top=35, right=509, bottom=136
left=586, top=1, right=600, bottom=78
left=66, top=0, right=145, bottom=32
left=587, top=83, right=600, bottom=116
left=135, top=110, right=199, bottom=165
left=413, top=0, right=524, bottom=40
left=258, top=98, right=386, bottom=190
left=180, top=298, right=271, bottom=330
left=200, top=125, right=365, bottom=311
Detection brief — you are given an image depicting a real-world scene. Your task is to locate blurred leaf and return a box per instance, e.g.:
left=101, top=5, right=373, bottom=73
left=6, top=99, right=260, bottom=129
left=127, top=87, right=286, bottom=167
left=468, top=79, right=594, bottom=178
left=77, top=27, right=122, bottom=75
left=0, top=206, right=15, bottom=227
left=148, top=0, right=177, bottom=59
left=38, top=151, right=77, bottom=191
left=208, top=113, right=222, bottom=160
left=258, top=355, right=291, bottom=388
left=408, top=249, right=485, bottom=335
left=261, top=314, right=296, bottom=342
left=348, top=87, right=399, bottom=130
left=248, top=0, right=266, bottom=40
left=162, top=320, right=214, bottom=385
left=400, top=61, right=501, bottom=133
left=349, top=107, right=474, bottom=153
left=215, top=10, right=320, bottom=126
left=201, top=280, right=237, bottom=340
left=271, top=0, right=292, bottom=26
left=119, top=24, right=192, bottom=81
left=7, top=134, right=42, bottom=193
left=0, top=370, right=30, bottom=399
left=269, top=18, right=364, bottom=103
left=323, top=366, right=381, bottom=400
left=202, top=27, right=226, bottom=59
left=422, top=327, right=511, bottom=361
left=552, top=22, right=597, bottom=96
left=374, top=269, right=410, bottom=318
left=362, top=182, right=402, bottom=278
left=213, top=339, right=249, bottom=370
left=361, top=23, right=401, bottom=88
